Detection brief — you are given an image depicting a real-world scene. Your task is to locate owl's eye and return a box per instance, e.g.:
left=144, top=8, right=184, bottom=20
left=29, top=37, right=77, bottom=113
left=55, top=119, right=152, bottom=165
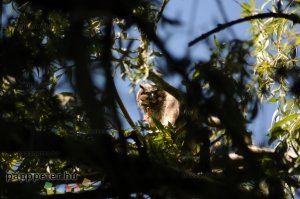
left=149, top=90, right=159, bottom=101
left=149, top=92, right=156, bottom=99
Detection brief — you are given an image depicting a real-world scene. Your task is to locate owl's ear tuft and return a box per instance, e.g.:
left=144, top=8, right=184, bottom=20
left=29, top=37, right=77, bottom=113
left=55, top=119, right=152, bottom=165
left=139, top=84, right=145, bottom=90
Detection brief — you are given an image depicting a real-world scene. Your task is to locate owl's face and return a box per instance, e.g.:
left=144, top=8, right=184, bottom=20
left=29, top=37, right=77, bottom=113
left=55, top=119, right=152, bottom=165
left=137, top=84, right=165, bottom=108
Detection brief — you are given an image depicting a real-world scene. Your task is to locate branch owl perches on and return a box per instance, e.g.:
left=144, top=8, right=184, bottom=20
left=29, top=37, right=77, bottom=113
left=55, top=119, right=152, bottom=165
left=136, top=83, right=180, bottom=127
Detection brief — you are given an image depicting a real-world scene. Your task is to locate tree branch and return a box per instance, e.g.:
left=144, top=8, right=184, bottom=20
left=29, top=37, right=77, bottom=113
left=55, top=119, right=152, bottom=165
left=189, top=12, right=300, bottom=47
left=0, top=127, right=262, bottom=199
left=148, top=71, right=184, bottom=101
left=156, top=0, right=169, bottom=23
left=113, top=82, right=136, bottom=128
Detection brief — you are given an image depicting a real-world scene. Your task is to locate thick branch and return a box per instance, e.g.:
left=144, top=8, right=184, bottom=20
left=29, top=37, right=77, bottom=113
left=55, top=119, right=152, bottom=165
left=0, top=128, right=262, bottom=199
left=189, top=12, right=300, bottom=47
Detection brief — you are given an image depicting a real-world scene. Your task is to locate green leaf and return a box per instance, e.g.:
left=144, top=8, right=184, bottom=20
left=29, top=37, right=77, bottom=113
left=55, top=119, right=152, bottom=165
left=151, top=116, right=165, bottom=132
left=267, top=97, right=278, bottom=103
left=213, top=35, right=221, bottom=50
left=249, top=0, right=256, bottom=9
left=151, top=51, right=163, bottom=57
left=295, top=37, right=300, bottom=46
left=268, top=126, right=284, bottom=144
left=270, top=113, right=300, bottom=133
left=240, top=3, right=250, bottom=11
left=192, top=70, right=200, bottom=80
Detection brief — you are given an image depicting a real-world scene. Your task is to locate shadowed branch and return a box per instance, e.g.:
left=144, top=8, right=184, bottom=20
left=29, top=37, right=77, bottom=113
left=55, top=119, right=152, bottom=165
left=189, top=12, right=300, bottom=47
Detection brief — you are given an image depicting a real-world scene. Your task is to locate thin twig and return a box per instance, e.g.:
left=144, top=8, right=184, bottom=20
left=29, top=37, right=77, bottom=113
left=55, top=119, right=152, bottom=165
left=113, top=82, right=136, bottom=128
left=210, top=132, right=226, bottom=146
left=290, top=142, right=300, bottom=157
left=156, top=0, right=169, bottom=23
left=216, top=0, right=237, bottom=38
left=189, top=12, right=300, bottom=47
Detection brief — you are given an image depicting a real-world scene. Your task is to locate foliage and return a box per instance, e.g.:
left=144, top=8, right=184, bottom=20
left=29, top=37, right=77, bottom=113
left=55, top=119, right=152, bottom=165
left=245, top=0, right=300, bottom=159
left=1, top=0, right=300, bottom=198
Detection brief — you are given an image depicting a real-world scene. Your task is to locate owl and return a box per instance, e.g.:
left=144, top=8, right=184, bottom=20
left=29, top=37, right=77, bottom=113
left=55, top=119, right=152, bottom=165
left=136, top=83, right=180, bottom=127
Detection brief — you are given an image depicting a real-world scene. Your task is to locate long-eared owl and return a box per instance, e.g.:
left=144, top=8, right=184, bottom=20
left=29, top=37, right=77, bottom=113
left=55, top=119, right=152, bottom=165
left=136, top=83, right=180, bottom=127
